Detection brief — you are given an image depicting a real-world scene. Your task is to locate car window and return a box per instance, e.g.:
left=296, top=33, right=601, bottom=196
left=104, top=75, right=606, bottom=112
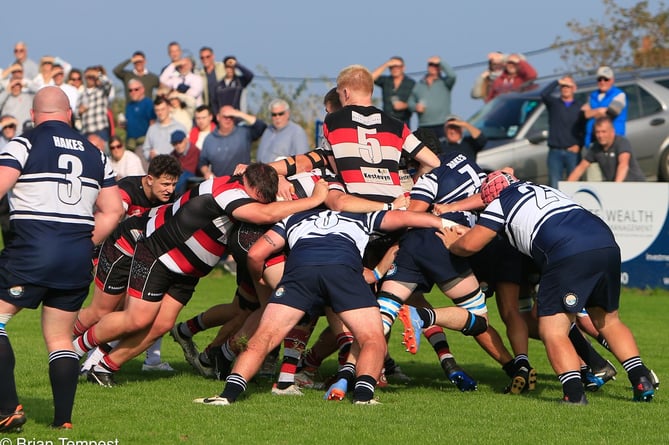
left=527, top=108, right=548, bottom=134
left=654, top=78, right=669, bottom=90
left=621, top=84, right=641, bottom=120
left=470, top=97, right=542, bottom=140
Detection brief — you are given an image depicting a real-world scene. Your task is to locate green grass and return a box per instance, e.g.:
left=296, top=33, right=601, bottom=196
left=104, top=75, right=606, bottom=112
left=4, top=268, right=668, bottom=444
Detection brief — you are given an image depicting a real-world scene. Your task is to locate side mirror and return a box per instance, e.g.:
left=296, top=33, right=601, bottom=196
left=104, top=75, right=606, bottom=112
left=527, top=130, right=548, bottom=144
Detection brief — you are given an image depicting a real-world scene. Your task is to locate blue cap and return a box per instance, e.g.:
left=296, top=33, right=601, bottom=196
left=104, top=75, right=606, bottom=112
left=170, top=130, right=187, bottom=144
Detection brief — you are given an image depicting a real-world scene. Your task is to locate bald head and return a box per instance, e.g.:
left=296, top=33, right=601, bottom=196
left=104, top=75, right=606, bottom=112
left=32, top=86, right=72, bottom=126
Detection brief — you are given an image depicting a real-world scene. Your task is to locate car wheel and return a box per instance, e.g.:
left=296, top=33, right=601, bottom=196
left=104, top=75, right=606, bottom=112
left=660, top=146, right=669, bottom=181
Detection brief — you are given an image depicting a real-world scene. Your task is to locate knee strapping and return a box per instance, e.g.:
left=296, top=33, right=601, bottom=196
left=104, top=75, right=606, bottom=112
left=0, top=313, right=13, bottom=329
left=452, top=289, right=487, bottom=315
left=461, top=312, right=488, bottom=337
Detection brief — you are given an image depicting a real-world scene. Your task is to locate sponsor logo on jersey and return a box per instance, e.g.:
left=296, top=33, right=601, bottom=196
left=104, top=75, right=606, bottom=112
left=563, top=293, right=578, bottom=308
left=360, top=167, right=393, bottom=185
left=274, top=287, right=285, bottom=298
left=9, top=286, right=24, bottom=298
left=351, top=111, right=381, bottom=126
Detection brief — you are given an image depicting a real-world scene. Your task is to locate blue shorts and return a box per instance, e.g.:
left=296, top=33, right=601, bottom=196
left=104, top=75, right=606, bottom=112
left=469, top=236, right=525, bottom=287
left=270, top=264, right=378, bottom=315
left=386, top=228, right=471, bottom=293
left=0, top=265, right=88, bottom=311
left=536, top=247, right=621, bottom=317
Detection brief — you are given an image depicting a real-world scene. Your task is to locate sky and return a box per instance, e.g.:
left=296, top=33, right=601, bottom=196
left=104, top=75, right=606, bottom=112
left=3, top=0, right=662, bottom=120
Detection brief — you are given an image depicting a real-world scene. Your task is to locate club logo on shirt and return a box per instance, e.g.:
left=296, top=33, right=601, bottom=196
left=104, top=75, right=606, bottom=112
left=275, top=287, right=285, bottom=298
left=563, top=293, right=578, bottom=308
left=361, top=167, right=393, bottom=185
left=386, top=262, right=397, bottom=277
left=9, top=286, right=24, bottom=298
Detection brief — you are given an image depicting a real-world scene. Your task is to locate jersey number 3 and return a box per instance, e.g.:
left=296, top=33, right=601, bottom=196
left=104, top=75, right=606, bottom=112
left=58, top=154, right=83, bottom=205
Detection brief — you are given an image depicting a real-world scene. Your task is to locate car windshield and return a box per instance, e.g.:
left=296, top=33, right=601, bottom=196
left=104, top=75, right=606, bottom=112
left=470, top=97, right=542, bottom=140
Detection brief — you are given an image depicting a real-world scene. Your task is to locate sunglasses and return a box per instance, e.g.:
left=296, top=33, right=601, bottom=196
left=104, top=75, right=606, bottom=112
left=427, top=62, right=440, bottom=67
left=129, top=87, right=141, bottom=92
left=3, top=124, right=17, bottom=129
left=69, top=77, right=81, bottom=81
left=597, top=77, right=611, bottom=82
left=271, top=111, right=286, bottom=117
left=109, top=144, right=123, bottom=149
left=389, top=65, right=403, bottom=69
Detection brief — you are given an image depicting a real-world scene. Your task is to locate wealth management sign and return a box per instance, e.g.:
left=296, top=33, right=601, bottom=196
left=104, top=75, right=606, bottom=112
left=559, top=182, right=669, bottom=289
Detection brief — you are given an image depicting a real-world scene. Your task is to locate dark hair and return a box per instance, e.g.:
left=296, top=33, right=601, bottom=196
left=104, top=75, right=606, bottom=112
left=148, top=154, right=182, bottom=179
left=413, top=128, right=441, bottom=155
left=223, top=56, right=236, bottom=64
left=243, top=163, right=278, bottom=203
left=323, top=87, right=342, bottom=112
left=154, top=96, right=169, bottom=107
left=195, top=104, right=211, bottom=114
left=199, top=46, right=213, bottom=53
left=68, top=68, right=82, bottom=80
left=168, top=41, right=180, bottom=48
left=132, top=50, right=146, bottom=59
left=110, top=135, right=123, bottom=146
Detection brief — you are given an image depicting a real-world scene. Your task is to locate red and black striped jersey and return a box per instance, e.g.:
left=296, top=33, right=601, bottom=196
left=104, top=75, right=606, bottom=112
left=118, top=175, right=175, bottom=218
left=142, top=176, right=255, bottom=277
left=322, top=105, right=424, bottom=202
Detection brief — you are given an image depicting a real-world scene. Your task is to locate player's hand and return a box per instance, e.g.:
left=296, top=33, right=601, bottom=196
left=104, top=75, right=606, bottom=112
left=392, top=193, right=409, bottom=210
left=436, top=226, right=465, bottom=249
left=311, top=179, right=329, bottom=203
left=233, top=163, right=248, bottom=176
left=276, top=176, right=295, bottom=201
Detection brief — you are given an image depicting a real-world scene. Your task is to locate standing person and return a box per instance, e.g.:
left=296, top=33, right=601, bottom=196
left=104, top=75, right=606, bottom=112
left=255, top=99, right=309, bottom=163
left=212, top=56, right=254, bottom=114
left=198, top=47, right=225, bottom=113
left=440, top=115, right=487, bottom=161
left=190, top=105, right=216, bottom=149
left=169, top=130, right=200, bottom=195
left=113, top=51, right=161, bottom=100
left=410, top=56, right=456, bottom=140
left=371, top=56, right=415, bottom=125
left=486, top=53, right=537, bottom=102
left=7, top=42, right=38, bottom=81
left=541, top=75, right=585, bottom=188
left=0, top=87, right=123, bottom=431
left=77, top=66, right=112, bottom=142
left=124, top=79, right=156, bottom=164
left=0, top=77, right=33, bottom=127
left=50, top=64, right=79, bottom=117
left=160, top=41, right=182, bottom=76
left=438, top=170, right=657, bottom=404
left=108, top=136, right=146, bottom=180
left=142, top=96, right=187, bottom=161
left=582, top=66, right=627, bottom=147
left=159, top=56, right=203, bottom=106
left=199, top=106, right=266, bottom=179
left=567, top=117, right=645, bottom=182
left=471, top=52, right=506, bottom=100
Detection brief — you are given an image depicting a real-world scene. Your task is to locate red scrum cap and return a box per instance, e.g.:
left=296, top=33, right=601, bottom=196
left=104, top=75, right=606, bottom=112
left=480, top=170, right=518, bottom=204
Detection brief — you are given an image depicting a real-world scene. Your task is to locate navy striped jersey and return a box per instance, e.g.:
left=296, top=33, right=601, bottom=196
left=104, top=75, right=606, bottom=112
left=0, top=120, right=116, bottom=288
left=477, top=182, right=618, bottom=268
left=142, top=176, right=255, bottom=277
left=322, top=105, right=424, bottom=202
left=271, top=208, right=387, bottom=272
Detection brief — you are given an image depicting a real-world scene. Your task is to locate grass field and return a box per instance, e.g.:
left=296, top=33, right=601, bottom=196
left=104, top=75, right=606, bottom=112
left=3, top=268, right=668, bottom=444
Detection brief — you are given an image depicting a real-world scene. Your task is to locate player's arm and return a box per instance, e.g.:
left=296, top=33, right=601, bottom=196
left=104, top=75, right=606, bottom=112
left=91, top=185, right=125, bottom=245
left=437, top=224, right=496, bottom=257
left=431, top=194, right=485, bottom=214
left=0, top=166, right=21, bottom=199
left=363, top=243, right=399, bottom=284
left=231, top=179, right=328, bottom=225
left=378, top=209, right=445, bottom=232
left=247, top=229, right=286, bottom=285
left=412, top=146, right=441, bottom=178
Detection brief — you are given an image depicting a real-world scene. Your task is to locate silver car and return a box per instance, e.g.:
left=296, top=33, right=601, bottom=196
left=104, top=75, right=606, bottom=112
left=469, top=68, right=669, bottom=184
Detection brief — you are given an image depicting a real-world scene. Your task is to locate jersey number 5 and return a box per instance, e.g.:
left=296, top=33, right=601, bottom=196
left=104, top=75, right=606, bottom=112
left=357, top=127, right=382, bottom=164
left=58, top=154, right=83, bottom=205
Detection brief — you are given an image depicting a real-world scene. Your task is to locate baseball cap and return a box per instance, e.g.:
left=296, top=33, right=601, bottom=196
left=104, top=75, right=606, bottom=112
left=170, top=130, right=187, bottom=144
left=596, top=66, right=614, bottom=80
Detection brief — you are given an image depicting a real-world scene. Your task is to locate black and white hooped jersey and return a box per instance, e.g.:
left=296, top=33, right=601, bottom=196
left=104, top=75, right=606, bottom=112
left=477, top=182, right=618, bottom=268
left=271, top=208, right=387, bottom=271
left=0, top=120, right=116, bottom=288
left=142, top=176, right=255, bottom=277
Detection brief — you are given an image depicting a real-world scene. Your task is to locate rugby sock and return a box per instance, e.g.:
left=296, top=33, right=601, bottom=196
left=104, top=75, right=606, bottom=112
left=503, top=359, right=517, bottom=378
left=336, top=331, right=354, bottom=366
left=513, top=354, right=531, bottom=371
left=73, top=326, right=99, bottom=357
left=622, top=356, right=648, bottom=385
left=596, top=334, right=610, bottom=350
left=0, top=328, right=19, bottom=411
left=378, top=293, right=403, bottom=336
left=95, top=354, right=121, bottom=373
left=558, top=370, right=584, bottom=402
left=568, top=323, right=608, bottom=370
left=352, top=375, right=377, bottom=402
left=48, top=350, right=79, bottom=426
left=423, top=325, right=453, bottom=362
left=335, top=362, right=357, bottom=385
left=277, top=328, right=310, bottom=389
left=72, top=318, right=89, bottom=337
left=180, top=314, right=207, bottom=338
left=415, top=307, right=437, bottom=328
left=221, top=373, right=247, bottom=402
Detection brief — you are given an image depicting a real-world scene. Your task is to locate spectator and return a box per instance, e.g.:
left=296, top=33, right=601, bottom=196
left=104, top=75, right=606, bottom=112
left=471, top=52, right=506, bottom=100
left=0, top=115, right=18, bottom=147
left=1, top=64, right=27, bottom=92
left=582, top=66, right=627, bottom=147
left=410, top=56, right=457, bottom=140
left=67, top=69, right=83, bottom=93
left=5, top=42, right=38, bottom=80
left=142, top=96, right=187, bottom=161
left=170, top=129, right=200, bottom=195
left=190, top=105, right=216, bottom=149
left=198, top=47, right=225, bottom=113
left=440, top=115, right=487, bottom=161
left=167, top=90, right=195, bottom=132
left=256, top=99, right=309, bottom=163
left=109, top=136, right=146, bottom=180
left=30, top=56, right=56, bottom=91
left=161, top=41, right=182, bottom=75
left=49, top=64, right=79, bottom=118
left=541, top=75, right=586, bottom=188
left=199, top=105, right=266, bottom=179
left=77, top=66, right=112, bottom=142
left=0, top=78, right=32, bottom=127
left=212, top=56, right=253, bottom=114
left=567, top=117, right=645, bottom=182
left=486, top=53, right=537, bottom=102
left=371, top=56, right=415, bottom=125
left=124, top=79, right=156, bottom=167
left=113, top=51, right=160, bottom=100
left=160, top=56, right=203, bottom=106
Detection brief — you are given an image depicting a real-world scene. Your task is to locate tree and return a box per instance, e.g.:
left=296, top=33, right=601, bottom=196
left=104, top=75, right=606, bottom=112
left=553, top=0, right=669, bottom=74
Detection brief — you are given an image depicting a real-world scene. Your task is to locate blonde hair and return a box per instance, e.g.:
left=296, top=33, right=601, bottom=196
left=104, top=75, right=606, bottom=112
left=336, top=64, right=373, bottom=96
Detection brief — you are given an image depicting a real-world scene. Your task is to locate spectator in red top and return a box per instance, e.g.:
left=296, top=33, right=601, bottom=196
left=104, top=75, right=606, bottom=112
left=170, top=130, right=201, bottom=196
left=189, top=105, right=216, bottom=149
left=485, top=54, right=537, bottom=102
